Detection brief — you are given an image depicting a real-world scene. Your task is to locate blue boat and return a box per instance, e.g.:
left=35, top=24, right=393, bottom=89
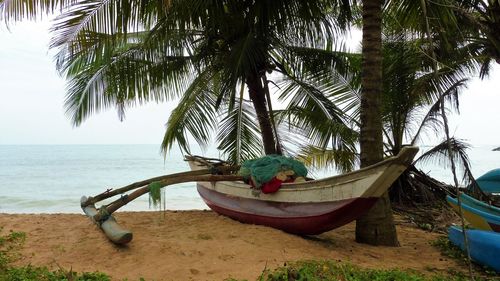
left=448, top=226, right=500, bottom=272
left=476, top=169, right=500, bottom=195
left=446, top=193, right=500, bottom=232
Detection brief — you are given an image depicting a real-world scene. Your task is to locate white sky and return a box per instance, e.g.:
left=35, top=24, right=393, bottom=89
left=1, top=21, right=499, bottom=146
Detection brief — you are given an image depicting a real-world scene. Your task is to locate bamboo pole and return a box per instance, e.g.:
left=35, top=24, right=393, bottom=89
left=82, top=165, right=240, bottom=207
left=93, top=174, right=244, bottom=222
left=441, top=102, right=475, bottom=279
left=420, top=1, right=474, bottom=277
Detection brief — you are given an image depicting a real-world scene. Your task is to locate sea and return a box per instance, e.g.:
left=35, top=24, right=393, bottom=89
left=0, top=144, right=499, bottom=214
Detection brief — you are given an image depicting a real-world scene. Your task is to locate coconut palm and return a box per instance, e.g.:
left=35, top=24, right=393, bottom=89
left=452, top=0, right=500, bottom=77
left=352, top=0, right=493, bottom=246
left=385, top=0, right=500, bottom=76
left=381, top=1, right=500, bottom=207
left=355, top=0, right=397, bottom=246
left=0, top=0, right=358, bottom=162
left=279, top=30, right=476, bottom=244
left=2, top=0, right=406, bottom=247
left=379, top=35, right=474, bottom=204
left=274, top=0, right=398, bottom=245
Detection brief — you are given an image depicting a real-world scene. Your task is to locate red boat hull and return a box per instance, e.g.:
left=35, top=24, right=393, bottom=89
left=197, top=185, right=378, bottom=235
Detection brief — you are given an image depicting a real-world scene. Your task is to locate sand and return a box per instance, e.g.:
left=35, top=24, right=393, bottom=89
left=0, top=211, right=462, bottom=281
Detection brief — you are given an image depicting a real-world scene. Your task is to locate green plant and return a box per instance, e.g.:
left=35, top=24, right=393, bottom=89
left=0, top=229, right=26, bottom=270
left=431, top=236, right=467, bottom=261
left=0, top=230, right=111, bottom=281
left=227, top=260, right=488, bottom=281
left=1, top=266, right=111, bottom=281
left=431, top=236, right=499, bottom=278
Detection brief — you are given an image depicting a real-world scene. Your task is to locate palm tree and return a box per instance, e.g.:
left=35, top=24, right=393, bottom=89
left=278, top=0, right=399, bottom=246
left=381, top=0, right=499, bottom=204
left=1, top=0, right=358, bottom=163
left=353, top=0, right=491, bottom=246
left=353, top=0, right=401, bottom=246
left=2, top=0, right=403, bottom=247
left=452, top=0, right=500, bottom=77
left=278, top=0, right=409, bottom=246
left=385, top=0, right=500, bottom=75
left=379, top=35, right=474, bottom=205
left=279, top=30, right=476, bottom=245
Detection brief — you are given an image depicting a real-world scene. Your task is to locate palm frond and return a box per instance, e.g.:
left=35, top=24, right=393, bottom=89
left=225, top=31, right=267, bottom=83
left=4, top=0, right=361, bottom=162
left=410, top=79, right=467, bottom=145
left=378, top=35, right=470, bottom=152
left=161, top=68, right=218, bottom=155
left=216, top=99, right=263, bottom=164
left=48, top=0, right=168, bottom=47
left=384, top=0, right=458, bottom=36
left=63, top=31, right=197, bottom=125
left=297, top=145, right=358, bottom=173
left=414, top=138, right=473, bottom=184
left=274, top=44, right=362, bottom=121
left=275, top=60, right=358, bottom=147
left=0, top=0, right=77, bottom=22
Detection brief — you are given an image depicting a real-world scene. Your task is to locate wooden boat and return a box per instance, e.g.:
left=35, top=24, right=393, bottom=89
left=448, top=226, right=500, bottom=272
left=188, top=146, right=419, bottom=235
left=446, top=193, right=500, bottom=233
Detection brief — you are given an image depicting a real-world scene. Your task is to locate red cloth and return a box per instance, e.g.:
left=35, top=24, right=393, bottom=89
left=261, top=177, right=283, bottom=194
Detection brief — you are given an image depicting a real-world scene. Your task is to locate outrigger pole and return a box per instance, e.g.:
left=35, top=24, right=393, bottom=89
left=81, top=166, right=241, bottom=245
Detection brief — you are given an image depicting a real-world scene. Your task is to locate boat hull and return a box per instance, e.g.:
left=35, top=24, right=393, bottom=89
left=476, top=168, right=500, bottom=194
left=447, top=194, right=500, bottom=232
left=448, top=226, right=500, bottom=272
left=198, top=184, right=377, bottom=235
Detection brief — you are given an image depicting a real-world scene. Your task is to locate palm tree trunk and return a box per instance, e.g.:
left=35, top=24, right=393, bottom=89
left=247, top=73, right=278, bottom=155
left=355, top=0, right=399, bottom=246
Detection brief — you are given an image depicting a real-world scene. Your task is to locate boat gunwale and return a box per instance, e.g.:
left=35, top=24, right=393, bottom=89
left=459, top=193, right=500, bottom=214
left=447, top=195, right=500, bottom=224
left=189, top=146, right=418, bottom=193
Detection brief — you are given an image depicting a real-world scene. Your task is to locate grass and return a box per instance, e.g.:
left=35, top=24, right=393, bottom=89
left=0, top=228, right=111, bottom=281
left=1, top=228, right=496, bottom=281
left=431, top=236, right=467, bottom=262
left=0, top=229, right=25, bottom=271
left=226, top=260, right=491, bottom=281
left=1, top=267, right=111, bottom=281
left=431, top=236, right=499, bottom=278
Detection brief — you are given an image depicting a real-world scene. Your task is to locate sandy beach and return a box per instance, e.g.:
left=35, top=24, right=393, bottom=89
left=0, top=211, right=463, bottom=281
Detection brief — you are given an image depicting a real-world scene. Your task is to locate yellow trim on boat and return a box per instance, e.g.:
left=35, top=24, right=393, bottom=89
left=448, top=202, right=493, bottom=231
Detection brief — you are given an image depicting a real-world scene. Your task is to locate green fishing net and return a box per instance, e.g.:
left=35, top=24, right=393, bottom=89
left=148, top=181, right=163, bottom=208
left=239, top=155, right=307, bottom=187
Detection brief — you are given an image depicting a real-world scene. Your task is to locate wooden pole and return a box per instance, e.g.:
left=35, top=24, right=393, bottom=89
left=82, top=166, right=240, bottom=207
left=420, top=0, right=474, bottom=277
left=93, top=174, right=244, bottom=222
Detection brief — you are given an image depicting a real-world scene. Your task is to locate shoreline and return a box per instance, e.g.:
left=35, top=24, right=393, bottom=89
left=0, top=208, right=209, bottom=215
left=0, top=210, right=465, bottom=281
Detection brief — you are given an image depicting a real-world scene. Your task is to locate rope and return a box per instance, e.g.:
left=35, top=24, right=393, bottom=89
left=209, top=166, right=220, bottom=175
left=120, top=194, right=129, bottom=203
left=96, top=208, right=110, bottom=225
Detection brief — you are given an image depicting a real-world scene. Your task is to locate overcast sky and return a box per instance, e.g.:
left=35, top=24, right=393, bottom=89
left=1, top=20, right=499, bottom=146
